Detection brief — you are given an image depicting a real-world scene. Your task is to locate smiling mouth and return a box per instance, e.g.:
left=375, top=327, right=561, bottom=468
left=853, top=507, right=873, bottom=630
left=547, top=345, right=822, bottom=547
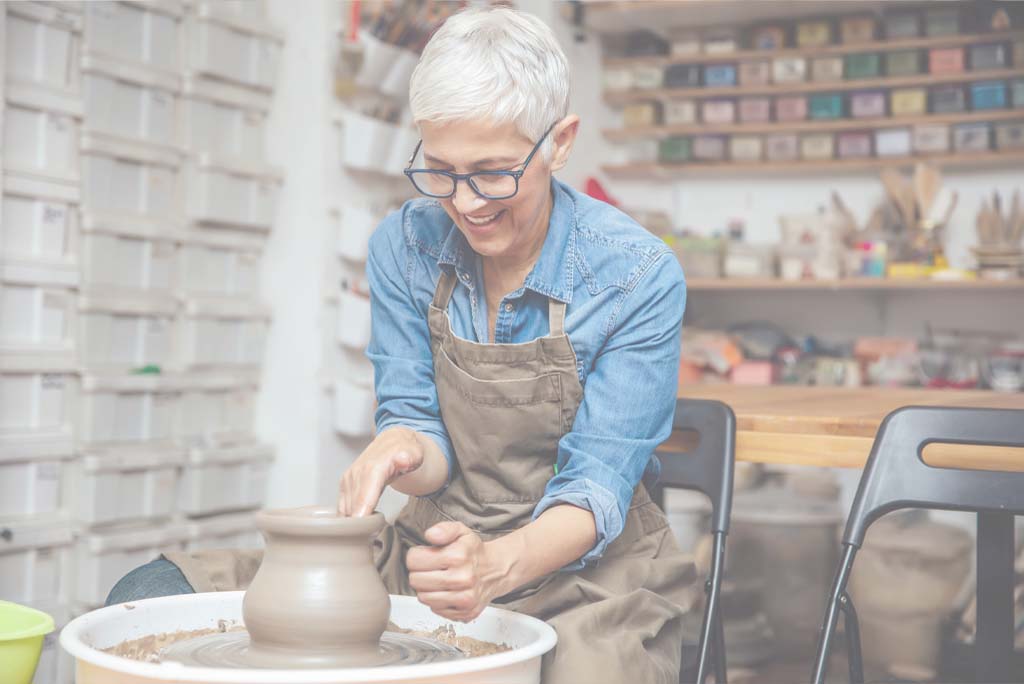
left=462, top=210, right=505, bottom=229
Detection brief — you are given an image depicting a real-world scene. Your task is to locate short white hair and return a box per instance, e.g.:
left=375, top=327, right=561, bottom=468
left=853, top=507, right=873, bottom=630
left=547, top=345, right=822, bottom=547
left=409, top=7, right=569, bottom=159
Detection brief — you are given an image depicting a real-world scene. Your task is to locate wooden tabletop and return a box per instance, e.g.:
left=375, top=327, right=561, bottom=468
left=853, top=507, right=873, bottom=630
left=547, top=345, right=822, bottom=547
left=673, top=385, right=1024, bottom=471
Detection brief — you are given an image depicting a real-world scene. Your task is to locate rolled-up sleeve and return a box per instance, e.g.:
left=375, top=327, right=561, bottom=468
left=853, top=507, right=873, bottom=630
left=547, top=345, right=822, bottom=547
left=365, top=211, right=454, bottom=492
left=532, top=250, right=686, bottom=570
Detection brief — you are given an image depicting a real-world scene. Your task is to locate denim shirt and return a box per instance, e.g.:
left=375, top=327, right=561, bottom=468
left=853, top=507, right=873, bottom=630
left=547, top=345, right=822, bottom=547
left=366, top=179, right=687, bottom=569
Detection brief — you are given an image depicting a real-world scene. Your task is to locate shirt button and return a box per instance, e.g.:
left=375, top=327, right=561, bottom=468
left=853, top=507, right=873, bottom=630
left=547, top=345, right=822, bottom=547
left=460, top=273, right=470, bottom=283
left=504, top=303, right=514, bottom=313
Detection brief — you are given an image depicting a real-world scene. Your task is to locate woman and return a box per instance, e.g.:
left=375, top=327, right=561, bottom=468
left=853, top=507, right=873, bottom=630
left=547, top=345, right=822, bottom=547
left=108, top=7, right=695, bottom=681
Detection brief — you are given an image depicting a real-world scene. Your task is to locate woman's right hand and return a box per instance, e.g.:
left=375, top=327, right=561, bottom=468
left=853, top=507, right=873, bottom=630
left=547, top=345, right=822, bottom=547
left=337, top=427, right=425, bottom=517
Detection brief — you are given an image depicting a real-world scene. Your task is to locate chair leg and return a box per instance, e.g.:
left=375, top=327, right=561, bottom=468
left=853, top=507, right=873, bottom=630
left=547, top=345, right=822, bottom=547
left=839, top=593, right=864, bottom=684
left=696, top=532, right=727, bottom=684
left=810, top=544, right=858, bottom=684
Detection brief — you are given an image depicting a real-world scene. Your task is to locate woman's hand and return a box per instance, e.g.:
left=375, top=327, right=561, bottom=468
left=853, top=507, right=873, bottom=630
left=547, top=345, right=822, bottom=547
left=406, top=522, right=511, bottom=622
left=337, top=427, right=425, bottom=517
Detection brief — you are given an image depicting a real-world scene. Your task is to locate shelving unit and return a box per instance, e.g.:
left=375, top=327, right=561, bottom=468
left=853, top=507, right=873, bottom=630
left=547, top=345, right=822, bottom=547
left=685, top=277, right=1024, bottom=291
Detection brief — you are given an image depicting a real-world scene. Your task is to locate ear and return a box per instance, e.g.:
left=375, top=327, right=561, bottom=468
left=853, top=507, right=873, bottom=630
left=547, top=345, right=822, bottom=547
left=549, top=115, right=580, bottom=173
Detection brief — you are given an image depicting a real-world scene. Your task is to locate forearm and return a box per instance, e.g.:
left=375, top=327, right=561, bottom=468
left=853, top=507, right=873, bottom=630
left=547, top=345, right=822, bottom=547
left=483, top=504, right=597, bottom=596
left=388, top=427, right=450, bottom=496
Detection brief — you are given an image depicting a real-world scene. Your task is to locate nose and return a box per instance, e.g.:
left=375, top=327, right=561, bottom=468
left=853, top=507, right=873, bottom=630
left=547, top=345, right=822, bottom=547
left=451, top=179, right=488, bottom=215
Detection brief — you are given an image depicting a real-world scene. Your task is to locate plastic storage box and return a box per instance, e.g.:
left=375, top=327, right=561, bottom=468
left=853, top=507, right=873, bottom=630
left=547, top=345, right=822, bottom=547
left=177, top=443, right=273, bottom=516
left=74, top=523, right=186, bottom=607
left=0, top=366, right=77, bottom=451
left=185, top=155, right=282, bottom=231
left=79, top=220, right=177, bottom=297
left=73, top=448, right=185, bottom=527
left=3, top=82, right=82, bottom=184
left=180, top=75, right=271, bottom=164
left=0, top=445, right=74, bottom=519
left=177, top=229, right=262, bottom=300
left=183, top=510, right=262, bottom=552
left=0, top=518, right=74, bottom=606
left=0, top=261, right=77, bottom=366
left=77, top=294, right=177, bottom=371
left=81, top=0, right=182, bottom=76
left=0, top=172, right=80, bottom=278
left=177, top=298, right=269, bottom=369
left=176, top=374, right=258, bottom=447
left=184, top=10, right=283, bottom=91
left=4, top=1, right=83, bottom=93
left=78, top=374, right=181, bottom=447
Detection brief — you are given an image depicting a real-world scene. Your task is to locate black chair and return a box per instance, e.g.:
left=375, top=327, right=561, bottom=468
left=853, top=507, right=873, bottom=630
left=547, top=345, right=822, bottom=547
left=810, top=406, right=1024, bottom=684
left=654, top=398, right=736, bottom=684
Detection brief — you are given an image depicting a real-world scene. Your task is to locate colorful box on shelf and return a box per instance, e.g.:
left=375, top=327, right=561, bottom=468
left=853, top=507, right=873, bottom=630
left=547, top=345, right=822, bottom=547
left=623, top=102, right=662, bottom=128
left=738, top=61, right=771, bottom=86
left=850, top=91, right=886, bottom=118
left=809, top=93, right=843, bottom=120
left=930, top=84, right=967, bottom=113
left=929, top=47, right=965, bottom=75
left=658, top=137, right=691, bottom=163
left=913, top=124, right=951, bottom=153
left=765, top=134, right=799, bottom=161
left=840, top=16, right=876, bottom=44
left=923, top=7, right=960, bottom=37
left=811, top=56, right=845, bottom=82
left=952, top=122, right=991, bottom=152
left=738, top=97, right=772, bottom=123
left=837, top=131, right=873, bottom=158
left=845, top=53, right=881, bottom=79
left=796, top=19, right=832, bottom=47
left=702, top=99, right=736, bottom=124
left=623, top=30, right=669, bottom=57
left=631, top=64, right=664, bottom=90
left=875, top=128, right=912, bottom=156
left=664, top=99, right=697, bottom=125
left=1012, top=80, right=1024, bottom=108
left=693, top=135, right=728, bottom=161
left=704, top=64, right=737, bottom=88
left=891, top=87, right=928, bottom=116
left=883, top=12, right=920, bottom=39
left=772, top=57, right=807, bottom=84
left=800, top=133, right=834, bottom=160
left=730, top=135, right=763, bottom=161
left=750, top=25, right=786, bottom=51
left=969, top=43, right=1009, bottom=71
left=971, top=81, right=1008, bottom=110
left=668, top=29, right=701, bottom=57
left=603, top=66, right=633, bottom=92
left=885, top=50, right=923, bottom=77
left=775, top=95, right=808, bottom=121
left=1014, top=41, right=1024, bottom=68
left=995, top=122, right=1024, bottom=150
left=703, top=28, right=738, bottom=54
left=664, top=64, right=702, bottom=88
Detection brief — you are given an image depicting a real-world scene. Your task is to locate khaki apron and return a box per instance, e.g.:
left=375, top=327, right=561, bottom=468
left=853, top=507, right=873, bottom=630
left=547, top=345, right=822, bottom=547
left=166, top=270, right=697, bottom=683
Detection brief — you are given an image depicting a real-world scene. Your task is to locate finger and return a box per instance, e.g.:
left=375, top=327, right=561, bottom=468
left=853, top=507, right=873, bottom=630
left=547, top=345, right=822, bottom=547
left=354, top=467, right=388, bottom=517
left=424, top=521, right=471, bottom=546
left=406, top=544, right=450, bottom=572
left=408, top=568, right=473, bottom=593
left=416, top=590, right=475, bottom=615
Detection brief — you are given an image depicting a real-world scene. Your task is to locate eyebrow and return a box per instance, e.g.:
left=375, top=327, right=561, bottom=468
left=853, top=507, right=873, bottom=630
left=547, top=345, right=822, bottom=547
left=423, top=152, right=523, bottom=168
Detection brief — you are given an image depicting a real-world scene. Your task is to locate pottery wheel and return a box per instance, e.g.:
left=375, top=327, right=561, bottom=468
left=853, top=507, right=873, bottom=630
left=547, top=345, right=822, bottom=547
left=162, top=629, right=467, bottom=669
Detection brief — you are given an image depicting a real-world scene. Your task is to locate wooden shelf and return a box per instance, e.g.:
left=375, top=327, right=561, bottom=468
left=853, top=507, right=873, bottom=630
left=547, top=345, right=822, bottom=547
left=603, top=149, right=1024, bottom=177
left=605, top=68, right=1024, bottom=105
left=685, top=277, right=1024, bottom=291
left=603, top=30, right=1024, bottom=69
left=605, top=109, right=1024, bottom=140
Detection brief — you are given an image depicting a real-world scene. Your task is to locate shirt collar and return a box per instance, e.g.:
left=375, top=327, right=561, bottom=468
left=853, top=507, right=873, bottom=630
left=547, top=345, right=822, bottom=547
left=436, top=179, right=576, bottom=303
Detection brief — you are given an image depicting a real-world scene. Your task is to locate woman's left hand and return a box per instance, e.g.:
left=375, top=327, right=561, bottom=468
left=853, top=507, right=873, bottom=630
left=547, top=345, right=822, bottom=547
left=406, top=521, right=509, bottom=622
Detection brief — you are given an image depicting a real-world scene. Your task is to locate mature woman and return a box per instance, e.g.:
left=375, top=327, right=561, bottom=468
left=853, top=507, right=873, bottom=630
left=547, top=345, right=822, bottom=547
left=108, top=7, right=695, bottom=681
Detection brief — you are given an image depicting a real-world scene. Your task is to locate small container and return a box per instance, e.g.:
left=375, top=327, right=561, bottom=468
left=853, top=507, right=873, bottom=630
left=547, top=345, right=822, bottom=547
left=669, top=29, right=701, bottom=57
left=850, top=91, right=887, bottom=118
left=730, top=135, right=763, bottom=161
left=995, top=122, right=1024, bottom=149
left=890, top=87, right=928, bottom=116
left=930, top=85, right=967, bottom=113
left=738, top=97, right=772, bottom=123
left=1014, top=41, right=1024, bottom=68
left=837, top=131, right=873, bottom=158
left=775, top=95, right=808, bottom=121
left=702, top=99, right=736, bottom=124
left=970, top=44, right=1009, bottom=71
left=845, top=53, right=881, bottom=79
left=913, top=124, right=950, bottom=153
left=632, top=64, right=664, bottom=90
left=664, top=64, right=702, bottom=88
left=623, top=101, right=662, bottom=128
left=663, top=99, right=697, bottom=125
left=772, top=56, right=807, bottom=83
left=704, top=64, right=738, bottom=87
left=953, top=122, right=991, bottom=152
left=809, top=93, right=844, bottom=119
left=929, top=47, right=965, bottom=75
left=1012, top=80, right=1024, bottom=108
left=796, top=19, right=832, bottom=47
left=875, top=128, right=912, bottom=157
left=840, top=15, right=876, bottom=44
left=725, top=243, right=776, bottom=278
left=658, top=136, right=692, bottom=163
left=886, top=50, right=923, bottom=76
left=623, top=140, right=658, bottom=163
left=811, top=57, right=845, bottom=82
left=765, top=134, right=799, bottom=161
left=751, top=25, right=787, bottom=51
left=603, top=67, right=634, bottom=92
left=924, top=7, right=960, bottom=37
left=703, top=28, right=738, bottom=54
left=625, top=30, right=669, bottom=57
left=739, top=60, right=772, bottom=86
left=693, top=135, right=727, bottom=161
left=884, top=12, right=920, bottom=39
left=971, top=80, right=1008, bottom=110
left=800, top=133, right=834, bottom=160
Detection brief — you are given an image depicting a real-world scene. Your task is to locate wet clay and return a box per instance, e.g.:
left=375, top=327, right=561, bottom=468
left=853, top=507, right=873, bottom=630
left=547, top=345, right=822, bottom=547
left=103, top=621, right=244, bottom=663
left=387, top=622, right=512, bottom=658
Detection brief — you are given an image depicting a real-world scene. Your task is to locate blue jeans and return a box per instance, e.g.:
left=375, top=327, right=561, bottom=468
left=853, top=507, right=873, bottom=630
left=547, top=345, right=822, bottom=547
left=104, top=557, right=195, bottom=606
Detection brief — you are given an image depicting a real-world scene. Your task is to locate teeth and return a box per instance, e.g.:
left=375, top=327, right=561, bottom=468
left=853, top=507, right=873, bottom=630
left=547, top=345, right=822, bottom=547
left=465, top=212, right=499, bottom=226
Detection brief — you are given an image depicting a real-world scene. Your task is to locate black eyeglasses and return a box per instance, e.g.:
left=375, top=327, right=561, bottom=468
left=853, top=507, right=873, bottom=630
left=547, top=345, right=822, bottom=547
left=403, top=122, right=557, bottom=201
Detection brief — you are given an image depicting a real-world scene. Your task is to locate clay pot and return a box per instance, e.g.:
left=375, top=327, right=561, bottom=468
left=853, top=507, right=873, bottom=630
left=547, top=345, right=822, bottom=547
left=243, top=507, right=390, bottom=667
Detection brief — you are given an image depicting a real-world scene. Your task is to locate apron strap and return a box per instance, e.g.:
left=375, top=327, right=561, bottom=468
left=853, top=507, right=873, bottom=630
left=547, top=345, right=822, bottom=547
left=548, top=299, right=567, bottom=337
left=431, top=269, right=458, bottom=310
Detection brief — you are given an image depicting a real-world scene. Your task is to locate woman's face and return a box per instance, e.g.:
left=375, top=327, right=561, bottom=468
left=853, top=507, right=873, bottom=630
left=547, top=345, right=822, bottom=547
left=417, top=117, right=577, bottom=262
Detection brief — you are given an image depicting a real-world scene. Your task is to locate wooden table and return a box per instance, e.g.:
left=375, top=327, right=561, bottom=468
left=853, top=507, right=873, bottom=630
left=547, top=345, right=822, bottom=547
left=673, top=385, right=1024, bottom=682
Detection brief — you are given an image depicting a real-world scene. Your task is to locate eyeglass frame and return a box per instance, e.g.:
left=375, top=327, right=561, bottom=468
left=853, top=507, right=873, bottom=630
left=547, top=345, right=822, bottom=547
left=403, top=121, right=558, bottom=201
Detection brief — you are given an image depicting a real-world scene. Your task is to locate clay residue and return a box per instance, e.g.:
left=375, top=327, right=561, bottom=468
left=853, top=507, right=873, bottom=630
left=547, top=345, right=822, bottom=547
left=103, top=620, right=243, bottom=663
left=388, top=621, right=511, bottom=658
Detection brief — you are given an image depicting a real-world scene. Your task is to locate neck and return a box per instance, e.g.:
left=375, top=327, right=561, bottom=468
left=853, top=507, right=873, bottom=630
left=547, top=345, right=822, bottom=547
left=482, top=188, right=553, bottom=295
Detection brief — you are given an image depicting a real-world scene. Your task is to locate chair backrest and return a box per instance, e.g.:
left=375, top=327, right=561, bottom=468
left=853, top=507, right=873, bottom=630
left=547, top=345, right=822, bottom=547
left=844, top=406, right=1024, bottom=547
left=655, top=398, right=736, bottom=534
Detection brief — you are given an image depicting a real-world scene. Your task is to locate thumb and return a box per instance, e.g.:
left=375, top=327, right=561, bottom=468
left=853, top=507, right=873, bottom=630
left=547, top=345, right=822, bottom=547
left=424, top=521, right=472, bottom=547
